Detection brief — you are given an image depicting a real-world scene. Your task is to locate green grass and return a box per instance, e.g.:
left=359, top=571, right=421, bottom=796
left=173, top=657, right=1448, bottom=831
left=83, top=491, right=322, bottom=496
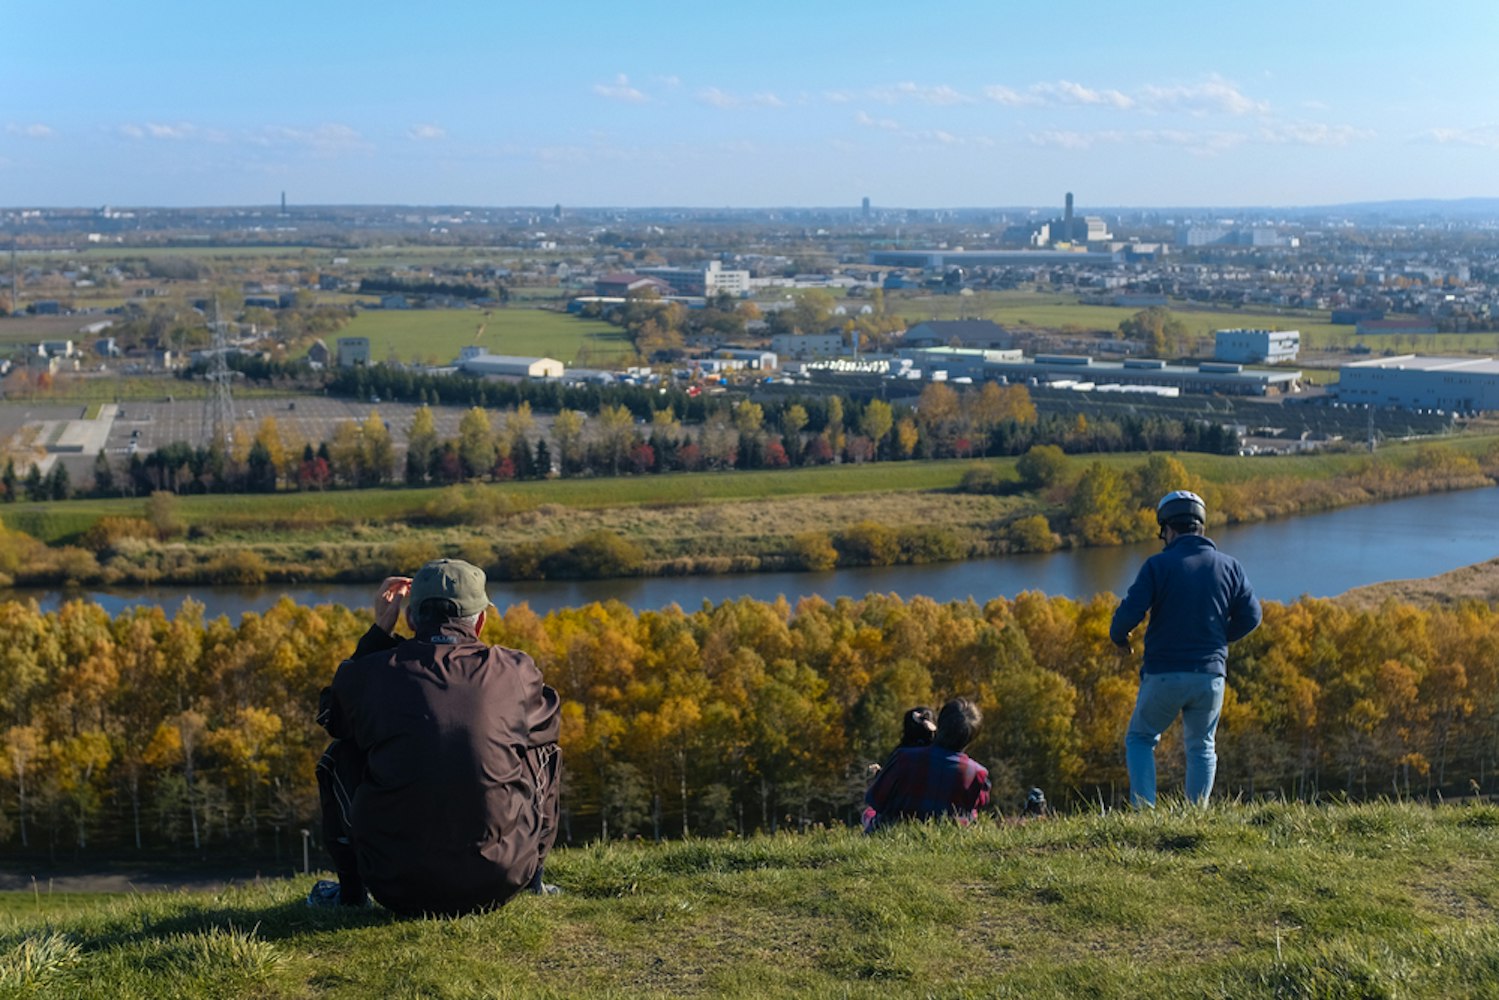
left=331, top=308, right=636, bottom=366
left=2, top=802, right=1497, bottom=998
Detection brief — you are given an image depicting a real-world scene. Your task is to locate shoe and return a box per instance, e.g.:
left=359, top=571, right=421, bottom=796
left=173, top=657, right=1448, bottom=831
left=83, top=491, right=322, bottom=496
left=305, top=879, right=342, bottom=908
left=531, top=881, right=563, bottom=896
left=305, top=879, right=370, bottom=908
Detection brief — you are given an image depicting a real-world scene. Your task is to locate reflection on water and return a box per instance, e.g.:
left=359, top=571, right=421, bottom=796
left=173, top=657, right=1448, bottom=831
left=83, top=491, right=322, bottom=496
left=7, top=487, right=1498, bottom=620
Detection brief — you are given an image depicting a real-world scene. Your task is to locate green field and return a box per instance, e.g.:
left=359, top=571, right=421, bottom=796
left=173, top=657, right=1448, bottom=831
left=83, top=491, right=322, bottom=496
left=331, top=308, right=636, bottom=366
left=2, top=802, right=1497, bottom=998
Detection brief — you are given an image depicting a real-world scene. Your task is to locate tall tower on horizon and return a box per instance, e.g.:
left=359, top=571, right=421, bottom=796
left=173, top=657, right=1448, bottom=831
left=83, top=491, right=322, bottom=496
left=862, top=196, right=871, bottom=219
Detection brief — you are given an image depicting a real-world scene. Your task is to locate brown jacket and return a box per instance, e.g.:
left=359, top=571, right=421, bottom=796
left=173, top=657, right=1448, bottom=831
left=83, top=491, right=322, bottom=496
left=318, top=623, right=561, bottom=914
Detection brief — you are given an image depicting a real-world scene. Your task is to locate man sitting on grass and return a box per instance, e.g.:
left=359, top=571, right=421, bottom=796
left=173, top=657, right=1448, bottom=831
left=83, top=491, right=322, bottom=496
left=865, top=698, right=991, bottom=829
left=310, top=559, right=562, bottom=914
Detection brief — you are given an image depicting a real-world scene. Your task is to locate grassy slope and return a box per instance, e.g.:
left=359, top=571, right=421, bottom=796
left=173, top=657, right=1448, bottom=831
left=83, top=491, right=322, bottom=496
left=2, top=802, right=1497, bottom=998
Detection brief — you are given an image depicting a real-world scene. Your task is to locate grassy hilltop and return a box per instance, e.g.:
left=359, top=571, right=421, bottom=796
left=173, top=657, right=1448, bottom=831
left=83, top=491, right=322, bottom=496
left=3, top=801, right=1498, bottom=999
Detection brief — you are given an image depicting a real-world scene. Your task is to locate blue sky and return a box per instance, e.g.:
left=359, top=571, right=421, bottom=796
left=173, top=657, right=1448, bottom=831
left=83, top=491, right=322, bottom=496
left=4, top=1, right=1498, bottom=209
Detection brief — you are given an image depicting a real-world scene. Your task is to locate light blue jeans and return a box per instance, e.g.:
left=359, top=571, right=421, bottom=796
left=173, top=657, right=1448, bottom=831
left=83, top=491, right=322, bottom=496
left=1125, top=672, right=1225, bottom=808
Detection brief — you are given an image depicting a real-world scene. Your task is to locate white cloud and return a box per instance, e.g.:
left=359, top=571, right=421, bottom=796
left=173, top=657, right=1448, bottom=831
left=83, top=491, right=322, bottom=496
left=1423, top=125, right=1499, bottom=148
left=871, top=82, right=972, bottom=105
left=117, top=121, right=197, bottom=140
left=1026, top=128, right=1247, bottom=155
left=116, top=121, right=197, bottom=140
left=984, top=75, right=1267, bottom=118
left=983, top=80, right=1135, bottom=109
left=1032, top=80, right=1135, bottom=109
left=823, top=90, right=854, bottom=104
left=699, top=87, right=787, bottom=110
left=1138, top=76, right=1268, bottom=117
left=149, top=122, right=194, bottom=139
left=251, top=123, right=369, bottom=155
left=655, top=74, right=681, bottom=88
left=855, top=110, right=901, bottom=131
left=407, top=124, right=447, bottom=141
left=1260, top=122, right=1372, bottom=146
left=982, top=85, right=1036, bottom=107
left=6, top=122, right=55, bottom=139
left=1026, top=129, right=1110, bottom=150
left=593, top=74, right=648, bottom=103
left=1137, top=129, right=1248, bottom=153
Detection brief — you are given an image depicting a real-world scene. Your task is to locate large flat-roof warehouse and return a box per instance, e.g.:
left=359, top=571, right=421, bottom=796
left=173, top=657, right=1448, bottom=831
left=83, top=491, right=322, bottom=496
left=1337, top=355, right=1499, bottom=413
left=900, top=349, right=1303, bottom=396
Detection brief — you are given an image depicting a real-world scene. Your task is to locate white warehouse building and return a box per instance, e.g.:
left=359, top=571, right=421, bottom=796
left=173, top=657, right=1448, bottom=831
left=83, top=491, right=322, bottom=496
left=1337, top=355, right=1499, bottom=413
left=1215, top=329, right=1300, bottom=364
left=458, top=351, right=565, bottom=379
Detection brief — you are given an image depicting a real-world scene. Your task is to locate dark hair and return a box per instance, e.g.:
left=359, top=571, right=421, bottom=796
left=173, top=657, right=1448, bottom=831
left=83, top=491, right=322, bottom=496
left=900, top=707, right=936, bottom=748
left=935, top=698, right=982, bottom=751
left=1166, top=518, right=1205, bottom=536
left=414, top=597, right=462, bottom=626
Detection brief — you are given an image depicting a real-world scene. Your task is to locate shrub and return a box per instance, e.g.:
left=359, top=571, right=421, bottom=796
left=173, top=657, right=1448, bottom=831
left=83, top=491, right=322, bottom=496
left=420, top=484, right=534, bottom=526
left=80, top=516, right=156, bottom=553
left=146, top=491, right=185, bottom=539
left=1008, top=514, right=1060, bottom=553
left=383, top=538, right=442, bottom=573
left=203, top=550, right=270, bottom=585
left=790, top=532, right=839, bottom=572
left=1017, top=444, right=1068, bottom=489
left=539, top=531, right=645, bottom=579
left=897, top=525, right=963, bottom=563
left=957, top=466, right=1009, bottom=495
left=835, top=521, right=900, bottom=567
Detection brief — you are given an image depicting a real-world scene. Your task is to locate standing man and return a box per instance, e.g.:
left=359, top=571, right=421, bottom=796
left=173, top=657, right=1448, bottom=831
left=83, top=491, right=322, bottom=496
left=1110, top=491, right=1261, bottom=808
left=312, top=558, right=561, bottom=914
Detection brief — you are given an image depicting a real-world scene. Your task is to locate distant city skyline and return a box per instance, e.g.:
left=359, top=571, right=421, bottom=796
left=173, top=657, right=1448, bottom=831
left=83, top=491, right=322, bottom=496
left=4, top=1, right=1498, bottom=209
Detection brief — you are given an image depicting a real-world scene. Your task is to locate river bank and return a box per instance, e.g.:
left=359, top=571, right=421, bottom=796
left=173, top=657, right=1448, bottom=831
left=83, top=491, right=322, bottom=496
left=1337, top=556, right=1499, bottom=610
left=2, top=435, right=1496, bottom=589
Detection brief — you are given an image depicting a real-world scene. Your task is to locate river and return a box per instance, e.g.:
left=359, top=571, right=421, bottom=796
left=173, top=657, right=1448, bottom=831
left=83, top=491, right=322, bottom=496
left=7, top=486, right=1499, bottom=620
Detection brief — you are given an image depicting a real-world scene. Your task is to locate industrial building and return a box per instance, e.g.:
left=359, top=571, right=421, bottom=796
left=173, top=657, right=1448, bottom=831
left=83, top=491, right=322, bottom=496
left=898, top=347, right=1023, bottom=380
left=336, top=336, right=371, bottom=367
left=636, top=260, right=751, bottom=297
left=1336, top=355, right=1499, bottom=413
left=457, top=351, right=565, bottom=379
left=1215, top=329, right=1300, bottom=364
left=771, top=332, right=843, bottom=359
left=910, top=354, right=1301, bottom=396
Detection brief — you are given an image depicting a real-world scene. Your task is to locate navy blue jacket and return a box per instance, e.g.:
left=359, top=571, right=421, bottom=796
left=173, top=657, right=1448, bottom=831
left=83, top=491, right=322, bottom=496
left=1109, top=533, right=1261, bottom=676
